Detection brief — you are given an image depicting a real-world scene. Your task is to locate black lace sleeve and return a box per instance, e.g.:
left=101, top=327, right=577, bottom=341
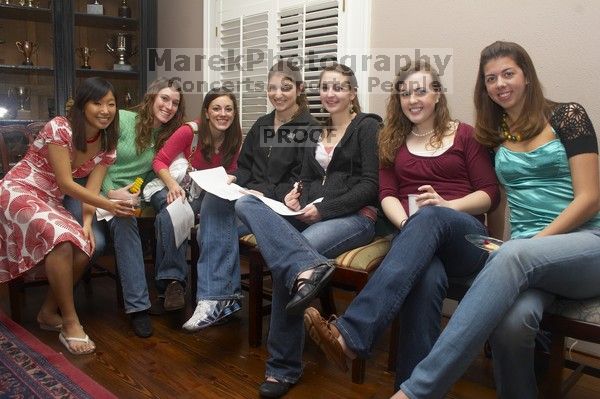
left=550, top=102, right=598, bottom=158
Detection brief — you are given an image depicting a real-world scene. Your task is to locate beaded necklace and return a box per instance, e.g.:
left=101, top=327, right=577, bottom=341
left=501, top=113, right=522, bottom=142
left=410, top=127, right=435, bottom=137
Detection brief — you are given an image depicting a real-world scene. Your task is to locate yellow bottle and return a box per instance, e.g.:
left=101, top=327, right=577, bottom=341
left=129, top=177, right=144, bottom=194
left=129, top=177, right=144, bottom=216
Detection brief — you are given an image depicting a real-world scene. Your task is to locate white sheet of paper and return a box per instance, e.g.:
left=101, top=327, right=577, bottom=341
left=189, top=167, right=245, bottom=201
left=166, top=198, right=195, bottom=247
left=188, top=167, right=323, bottom=216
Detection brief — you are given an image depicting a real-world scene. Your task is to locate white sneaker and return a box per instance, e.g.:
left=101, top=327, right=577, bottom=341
left=182, top=299, right=241, bottom=332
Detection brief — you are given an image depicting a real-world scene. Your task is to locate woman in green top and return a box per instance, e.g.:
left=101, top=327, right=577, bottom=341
left=64, top=77, right=185, bottom=338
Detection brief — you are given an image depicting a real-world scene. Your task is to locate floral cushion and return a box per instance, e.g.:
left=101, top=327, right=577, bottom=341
left=334, top=237, right=392, bottom=272
left=240, top=235, right=391, bottom=273
left=546, top=296, right=600, bottom=325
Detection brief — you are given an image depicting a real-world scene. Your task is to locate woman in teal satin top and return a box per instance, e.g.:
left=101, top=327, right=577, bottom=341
left=393, top=41, right=600, bottom=399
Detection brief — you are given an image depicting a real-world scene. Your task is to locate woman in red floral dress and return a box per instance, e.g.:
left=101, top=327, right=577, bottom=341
left=0, top=77, right=134, bottom=355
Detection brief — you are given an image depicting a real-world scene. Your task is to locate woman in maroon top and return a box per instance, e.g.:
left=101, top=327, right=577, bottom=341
left=304, top=61, right=500, bottom=390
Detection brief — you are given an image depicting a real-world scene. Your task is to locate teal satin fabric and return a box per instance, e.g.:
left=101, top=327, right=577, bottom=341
left=496, top=139, right=600, bottom=238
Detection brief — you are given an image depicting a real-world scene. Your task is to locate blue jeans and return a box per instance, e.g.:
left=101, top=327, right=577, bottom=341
left=489, top=288, right=554, bottom=398
left=150, top=187, right=202, bottom=293
left=63, top=185, right=107, bottom=261
left=332, top=206, right=488, bottom=389
left=63, top=185, right=151, bottom=314
left=195, top=193, right=242, bottom=301
left=235, top=195, right=375, bottom=383
left=401, top=230, right=600, bottom=399
left=105, top=216, right=151, bottom=313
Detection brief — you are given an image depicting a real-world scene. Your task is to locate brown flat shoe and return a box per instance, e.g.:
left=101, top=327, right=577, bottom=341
left=304, top=307, right=349, bottom=372
left=164, top=281, right=185, bottom=311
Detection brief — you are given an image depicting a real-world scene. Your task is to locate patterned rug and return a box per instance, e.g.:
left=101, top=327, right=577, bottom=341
left=0, top=311, right=116, bottom=398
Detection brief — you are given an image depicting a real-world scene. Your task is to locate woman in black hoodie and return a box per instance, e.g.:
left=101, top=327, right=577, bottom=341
left=181, top=60, right=320, bottom=331
left=235, top=63, right=382, bottom=398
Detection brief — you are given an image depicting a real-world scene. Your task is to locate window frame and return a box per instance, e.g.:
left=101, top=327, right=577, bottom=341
left=202, top=0, right=373, bottom=128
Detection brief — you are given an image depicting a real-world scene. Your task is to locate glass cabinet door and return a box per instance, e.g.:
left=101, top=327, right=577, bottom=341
left=0, top=1, right=55, bottom=123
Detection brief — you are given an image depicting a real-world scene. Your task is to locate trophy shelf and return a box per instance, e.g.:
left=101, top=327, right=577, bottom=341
left=74, top=13, right=138, bottom=31
left=0, top=64, right=54, bottom=74
left=0, top=4, right=52, bottom=23
left=0, top=0, right=156, bottom=123
left=76, top=68, right=137, bottom=78
left=0, top=119, right=45, bottom=126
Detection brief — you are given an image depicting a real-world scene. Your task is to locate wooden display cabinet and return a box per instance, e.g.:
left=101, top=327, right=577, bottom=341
left=0, top=0, right=157, bottom=125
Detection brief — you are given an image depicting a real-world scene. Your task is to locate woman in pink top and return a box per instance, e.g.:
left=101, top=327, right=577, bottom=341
left=304, top=60, right=500, bottom=391
left=149, top=87, right=242, bottom=314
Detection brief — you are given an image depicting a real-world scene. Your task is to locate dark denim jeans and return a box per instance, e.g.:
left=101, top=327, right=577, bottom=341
left=150, top=187, right=202, bottom=293
left=235, top=195, right=375, bottom=383
left=63, top=180, right=150, bottom=314
left=332, top=206, right=488, bottom=389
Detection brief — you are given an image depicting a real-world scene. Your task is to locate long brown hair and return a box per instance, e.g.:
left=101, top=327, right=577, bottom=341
left=68, top=77, right=119, bottom=152
left=131, top=77, right=186, bottom=154
left=319, top=63, right=361, bottom=128
left=378, top=61, right=451, bottom=168
left=268, top=59, right=308, bottom=110
left=474, top=41, right=555, bottom=148
left=198, top=88, right=242, bottom=168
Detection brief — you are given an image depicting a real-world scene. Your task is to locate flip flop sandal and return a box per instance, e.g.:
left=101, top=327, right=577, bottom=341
left=59, top=332, right=95, bottom=355
left=38, top=322, right=62, bottom=332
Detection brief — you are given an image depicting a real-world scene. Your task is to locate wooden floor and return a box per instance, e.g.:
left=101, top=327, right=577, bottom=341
left=1, top=274, right=600, bottom=398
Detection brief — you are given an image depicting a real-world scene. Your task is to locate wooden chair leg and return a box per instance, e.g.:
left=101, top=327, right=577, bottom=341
left=189, top=233, right=199, bottom=303
left=248, top=250, right=265, bottom=347
left=8, top=278, right=24, bottom=322
left=319, top=285, right=337, bottom=317
left=81, top=266, right=94, bottom=297
left=114, top=264, right=124, bottom=308
left=351, top=358, right=366, bottom=384
left=388, top=315, right=400, bottom=372
left=543, top=333, right=565, bottom=399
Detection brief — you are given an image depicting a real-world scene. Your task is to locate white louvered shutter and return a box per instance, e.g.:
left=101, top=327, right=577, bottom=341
left=210, top=0, right=359, bottom=130
left=219, top=12, right=269, bottom=134
left=277, top=1, right=339, bottom=122
left=241, top=13, right=269, bottom=133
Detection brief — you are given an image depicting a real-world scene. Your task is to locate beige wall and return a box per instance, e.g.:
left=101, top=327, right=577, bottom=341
left=369, top=0, right=600, bottom=127
left=157, top=0, right=204, bottom=120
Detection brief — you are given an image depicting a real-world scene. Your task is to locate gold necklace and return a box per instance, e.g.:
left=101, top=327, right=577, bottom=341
left=501, top=113, right=522, bottom=142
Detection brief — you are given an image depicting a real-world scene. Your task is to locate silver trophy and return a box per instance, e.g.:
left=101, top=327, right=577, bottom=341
left=87, top=0, right=103, bottom=15
left=105, top=32, right=137, bottom=71
left=8, top=86, right=31, bottom=118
